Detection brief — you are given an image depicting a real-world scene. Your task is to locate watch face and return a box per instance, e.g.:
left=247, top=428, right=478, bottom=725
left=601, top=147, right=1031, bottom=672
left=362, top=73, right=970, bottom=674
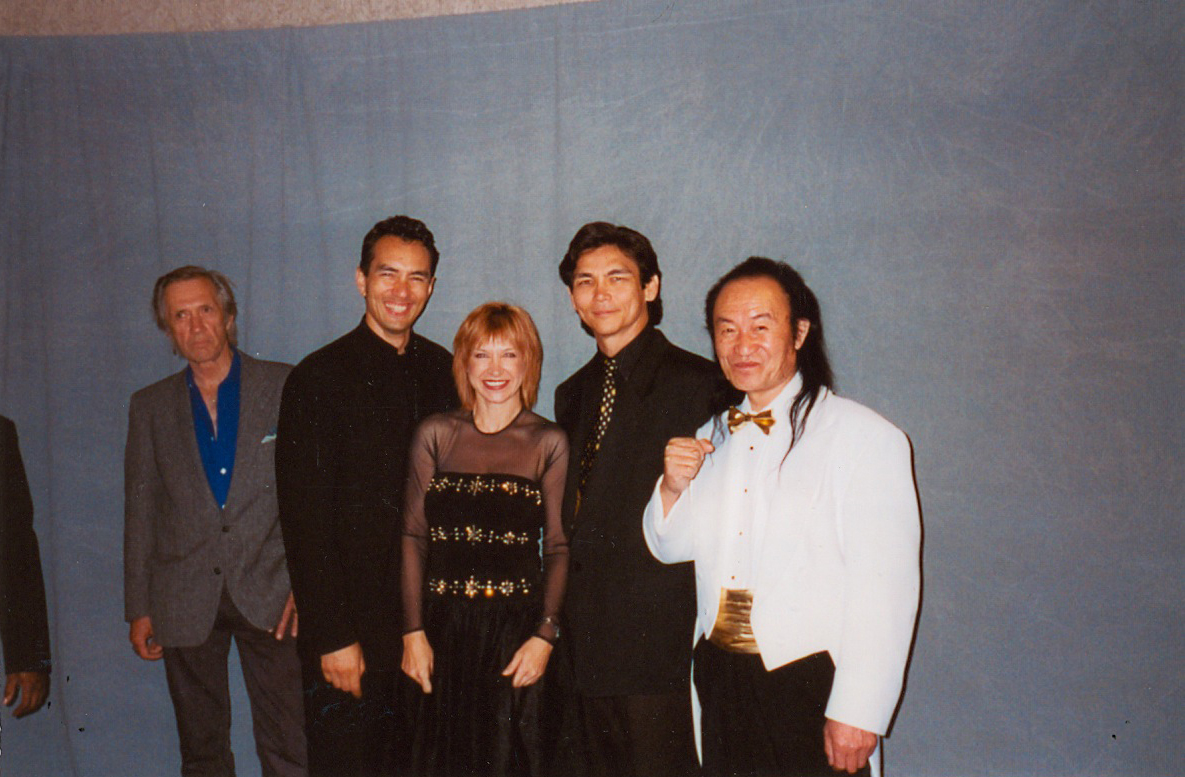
left=537, top=615, right=559, bottom=641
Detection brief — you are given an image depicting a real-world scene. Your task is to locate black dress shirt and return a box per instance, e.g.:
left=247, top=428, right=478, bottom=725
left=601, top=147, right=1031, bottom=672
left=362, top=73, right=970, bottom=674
left=276, top=322, right=458, bottom=670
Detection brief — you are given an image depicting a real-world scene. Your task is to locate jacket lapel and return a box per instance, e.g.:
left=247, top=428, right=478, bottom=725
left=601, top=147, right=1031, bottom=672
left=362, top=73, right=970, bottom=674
left=558, top=363, right=594, bottom=474
left=578, top=332, right=668, bottom=519
left=165, top=370, right=219, bottom=512
left=224, top=354, right=266, bottom=513
left=753, top=390, right=834, bottom=591
left=558, top=359, right=594, bottom=534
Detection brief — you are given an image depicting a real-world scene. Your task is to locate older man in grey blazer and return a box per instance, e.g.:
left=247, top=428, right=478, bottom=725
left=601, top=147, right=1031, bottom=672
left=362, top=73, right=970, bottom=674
left=124, top=265, right=306, bottom=777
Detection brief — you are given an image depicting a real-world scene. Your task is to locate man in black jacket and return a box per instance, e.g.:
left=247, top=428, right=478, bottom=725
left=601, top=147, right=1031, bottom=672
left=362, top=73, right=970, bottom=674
left=276, top=216, right=457, bottom=777
left=554, top=222, right=731, bottom=777
left=0, top=415, right=51, bottom=719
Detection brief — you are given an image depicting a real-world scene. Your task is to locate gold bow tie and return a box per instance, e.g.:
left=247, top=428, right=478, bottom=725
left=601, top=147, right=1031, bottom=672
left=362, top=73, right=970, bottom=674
left=727, top=407, right=775, bottom=435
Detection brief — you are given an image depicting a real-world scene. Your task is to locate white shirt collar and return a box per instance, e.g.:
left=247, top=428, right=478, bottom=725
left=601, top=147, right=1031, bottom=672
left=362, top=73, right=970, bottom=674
left=739, top=372, right=803, bottom=418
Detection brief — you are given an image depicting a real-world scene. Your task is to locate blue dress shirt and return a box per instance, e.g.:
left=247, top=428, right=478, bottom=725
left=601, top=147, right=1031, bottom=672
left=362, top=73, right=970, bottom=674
left=186, top=350, right=240, bottom=509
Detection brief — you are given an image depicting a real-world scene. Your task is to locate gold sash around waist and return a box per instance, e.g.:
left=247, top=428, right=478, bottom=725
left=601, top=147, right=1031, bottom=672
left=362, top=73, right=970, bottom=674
left=707, top=588, right=760, bottom=654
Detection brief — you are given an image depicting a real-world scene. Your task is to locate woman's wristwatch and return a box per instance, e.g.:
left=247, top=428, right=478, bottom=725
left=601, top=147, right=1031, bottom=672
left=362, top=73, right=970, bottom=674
left=536, top=615, right=561, bottom=643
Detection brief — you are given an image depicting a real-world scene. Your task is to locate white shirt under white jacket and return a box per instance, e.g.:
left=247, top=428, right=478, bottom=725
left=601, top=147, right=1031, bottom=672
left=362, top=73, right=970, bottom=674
left=643, top=373, right=921, bottom=736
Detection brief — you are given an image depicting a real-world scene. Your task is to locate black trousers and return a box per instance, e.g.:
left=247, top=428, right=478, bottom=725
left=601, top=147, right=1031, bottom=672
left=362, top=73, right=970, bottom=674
left=693, top=640, right=870, bottom=777
left=568, top=690, right=700, bottom=777
left=162, top=589, right=307, bottom=777
left=302, top=665, right=408, bottom=777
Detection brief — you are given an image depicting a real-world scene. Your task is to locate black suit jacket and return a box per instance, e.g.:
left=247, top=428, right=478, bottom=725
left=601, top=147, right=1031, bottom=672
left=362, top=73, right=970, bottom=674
left=555, top=328, right=731, bottom=696
left=0, top=416, right=51, bottom=675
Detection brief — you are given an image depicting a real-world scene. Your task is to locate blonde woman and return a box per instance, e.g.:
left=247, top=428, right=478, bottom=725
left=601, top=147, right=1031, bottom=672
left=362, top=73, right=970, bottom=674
left=401, top=302, right=569, bottom=776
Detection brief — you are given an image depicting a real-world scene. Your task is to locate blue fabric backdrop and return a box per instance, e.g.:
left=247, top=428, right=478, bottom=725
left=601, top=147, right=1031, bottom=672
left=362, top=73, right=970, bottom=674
left=1, top=2, right=1181, bottom=774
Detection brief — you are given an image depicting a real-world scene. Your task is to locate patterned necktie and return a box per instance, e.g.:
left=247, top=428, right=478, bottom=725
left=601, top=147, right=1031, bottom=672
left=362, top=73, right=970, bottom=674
left=578, top=356, right=618, bottom=498
left=727, top=406, right=775, bottom=435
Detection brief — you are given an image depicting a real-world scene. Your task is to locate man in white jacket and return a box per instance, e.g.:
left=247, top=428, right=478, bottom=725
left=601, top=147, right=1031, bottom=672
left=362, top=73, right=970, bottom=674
left=643, top=257, right=920, bottom=776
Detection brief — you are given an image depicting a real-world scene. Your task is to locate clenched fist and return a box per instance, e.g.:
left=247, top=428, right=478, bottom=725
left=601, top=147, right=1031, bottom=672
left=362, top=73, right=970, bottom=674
left=659, top=437, right=714, bottom=514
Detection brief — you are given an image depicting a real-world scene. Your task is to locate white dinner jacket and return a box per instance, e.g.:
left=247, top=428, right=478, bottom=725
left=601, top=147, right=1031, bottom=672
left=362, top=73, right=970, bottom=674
left=643, top=377, right=921, bottom=735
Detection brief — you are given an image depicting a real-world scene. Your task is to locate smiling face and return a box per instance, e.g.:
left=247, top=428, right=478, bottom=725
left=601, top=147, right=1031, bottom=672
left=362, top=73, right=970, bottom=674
left=568, top=244, right=659, bottom=357
left=163, top=277, right=234, bottom=369
left=355, top=235, right=435, bottom=352
left=465, top=336, right=526, bottom=412
left=712, top=276, right=811, bottom=411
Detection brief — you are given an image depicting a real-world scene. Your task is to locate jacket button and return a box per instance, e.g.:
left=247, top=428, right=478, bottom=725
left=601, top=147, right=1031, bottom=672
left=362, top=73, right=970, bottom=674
left=213, top=567, right=221, bottom=575
left=222, top=525, right=230, bottom=533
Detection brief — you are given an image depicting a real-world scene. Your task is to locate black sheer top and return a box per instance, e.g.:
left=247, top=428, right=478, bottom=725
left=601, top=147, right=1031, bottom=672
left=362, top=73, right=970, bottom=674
left=401, top=410, right=570, bottom=642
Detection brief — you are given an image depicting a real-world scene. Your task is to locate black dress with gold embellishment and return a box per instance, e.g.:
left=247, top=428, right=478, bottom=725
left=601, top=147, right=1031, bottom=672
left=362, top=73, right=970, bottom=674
left=402, top=409, right=569, bottom=777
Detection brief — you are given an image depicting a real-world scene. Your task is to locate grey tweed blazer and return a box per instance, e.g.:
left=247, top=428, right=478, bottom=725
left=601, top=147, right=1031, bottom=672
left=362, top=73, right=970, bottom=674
left=123, top=353, right=292, bottom=647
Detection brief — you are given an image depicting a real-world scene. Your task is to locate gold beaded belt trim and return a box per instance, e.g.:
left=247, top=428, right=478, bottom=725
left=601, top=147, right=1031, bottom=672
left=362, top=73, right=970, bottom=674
left=430, top=525, right=535, bottom=546
left=708, top=588, right=760, bottom=654
left=427, top=474, right=543, bottom=506
left=427, top=576, right=533, bottom=598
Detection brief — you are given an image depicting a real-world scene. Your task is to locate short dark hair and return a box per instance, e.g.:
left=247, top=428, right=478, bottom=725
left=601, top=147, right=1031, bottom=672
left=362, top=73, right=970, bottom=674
left=558, top=221, right=664, bottom=327
left=705, top=257, right=833, bottom=453
left=359, top=215, right=440, bottom=276
left=152, top=265, right=238, bottom=346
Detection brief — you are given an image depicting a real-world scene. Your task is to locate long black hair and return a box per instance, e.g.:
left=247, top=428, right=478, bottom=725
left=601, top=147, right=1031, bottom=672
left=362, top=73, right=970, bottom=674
left=704, top=257, right=834, bottom=454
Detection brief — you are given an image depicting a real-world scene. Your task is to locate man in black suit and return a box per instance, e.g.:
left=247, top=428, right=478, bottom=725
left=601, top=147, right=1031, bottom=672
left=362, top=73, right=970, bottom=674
left=0, top=415, right=51, bottom=719
left=276, top=215, right=457, bottom=777
left=554, top=222, right=730, bottom=777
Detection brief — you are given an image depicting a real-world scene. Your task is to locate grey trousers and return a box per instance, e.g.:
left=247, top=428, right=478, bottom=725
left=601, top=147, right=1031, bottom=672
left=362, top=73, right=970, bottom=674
left=163, top=588, right=307, bottom=777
